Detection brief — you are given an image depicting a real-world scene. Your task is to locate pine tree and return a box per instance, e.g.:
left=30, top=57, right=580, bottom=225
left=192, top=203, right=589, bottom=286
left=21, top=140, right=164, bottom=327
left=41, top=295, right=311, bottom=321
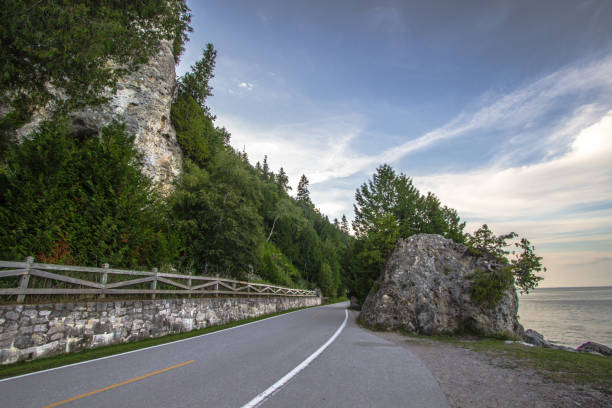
left=179, top=43, right=217, bottom=118
left=296, top=174, right=311, bottom=204
left=276, top=167, right=291, bottom=192
left=262, top=155, right=270, bottom=180
left=341, top=214, right=349, bottom=234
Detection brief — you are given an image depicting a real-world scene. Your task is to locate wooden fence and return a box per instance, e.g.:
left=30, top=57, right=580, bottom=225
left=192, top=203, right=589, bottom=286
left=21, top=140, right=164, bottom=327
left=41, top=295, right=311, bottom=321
left=0, top=257, right=317, bottom=303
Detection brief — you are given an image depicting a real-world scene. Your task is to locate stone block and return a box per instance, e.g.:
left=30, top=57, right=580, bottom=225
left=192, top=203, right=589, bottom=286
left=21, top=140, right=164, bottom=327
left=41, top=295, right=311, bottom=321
left=5, top=311, right=20, bottom=321
left=14, top=335, right=31, bottom=349
left=50, top=332, right=64, bottom=341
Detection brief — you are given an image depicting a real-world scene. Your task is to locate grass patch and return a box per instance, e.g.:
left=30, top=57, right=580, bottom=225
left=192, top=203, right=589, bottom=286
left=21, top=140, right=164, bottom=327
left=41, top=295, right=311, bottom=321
left=0, top=303, right=321, bottom=380
left=323, top=296, right=348, bottom=305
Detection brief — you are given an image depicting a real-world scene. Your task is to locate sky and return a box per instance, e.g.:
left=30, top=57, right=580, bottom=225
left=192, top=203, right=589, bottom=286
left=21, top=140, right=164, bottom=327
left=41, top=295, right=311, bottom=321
left=178, top=0, right=612, bottom=288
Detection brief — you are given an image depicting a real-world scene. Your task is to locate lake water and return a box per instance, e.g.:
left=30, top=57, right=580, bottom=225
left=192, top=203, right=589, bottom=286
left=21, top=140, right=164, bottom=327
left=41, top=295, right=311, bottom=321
left=518, top=286, right=612, bottom=348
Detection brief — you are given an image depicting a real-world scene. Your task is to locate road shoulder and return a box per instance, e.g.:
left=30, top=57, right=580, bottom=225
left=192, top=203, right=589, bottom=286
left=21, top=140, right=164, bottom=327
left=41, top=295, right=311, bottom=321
left=371, top=331, right=612, bottom=408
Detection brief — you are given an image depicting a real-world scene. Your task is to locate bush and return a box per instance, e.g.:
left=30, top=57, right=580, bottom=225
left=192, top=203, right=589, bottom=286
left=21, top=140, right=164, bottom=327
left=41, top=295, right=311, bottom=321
left=171, top=93, right=221, bottom=166
left=470, top=267, right=514, bottom=306
left=0, top=117, right=177, bottom=268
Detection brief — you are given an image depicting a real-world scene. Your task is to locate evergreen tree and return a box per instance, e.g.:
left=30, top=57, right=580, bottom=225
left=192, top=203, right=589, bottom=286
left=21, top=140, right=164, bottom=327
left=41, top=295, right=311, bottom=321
left=297, top=174, right=312, bottom=204
left=0, top=118, right=176, bottom=267
left=262, top=155, right=270, bottom=180
left=276, top=167, right=291, bottom=192
left=178, top=43, right=217, bottom=118
left=341, top=215, right=349, bottom=234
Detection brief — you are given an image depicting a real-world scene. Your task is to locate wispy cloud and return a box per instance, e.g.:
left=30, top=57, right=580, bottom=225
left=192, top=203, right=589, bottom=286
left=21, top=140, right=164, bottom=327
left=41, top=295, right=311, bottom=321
left=239, top=81, right=254, bottom=91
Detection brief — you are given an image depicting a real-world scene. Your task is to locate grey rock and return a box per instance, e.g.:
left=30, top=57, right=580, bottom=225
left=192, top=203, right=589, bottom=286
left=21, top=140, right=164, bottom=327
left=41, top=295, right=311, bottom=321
left=523, top=329, right=551, bottom=347
left=360, top=234, right=524, bottom=337
left=577, top=341, right=612, bottom=356
left=350, top=296, right=360, bottom=310
left=4, top=311, right=19, bottom=321
left=13, top=336, right=31, bottom=349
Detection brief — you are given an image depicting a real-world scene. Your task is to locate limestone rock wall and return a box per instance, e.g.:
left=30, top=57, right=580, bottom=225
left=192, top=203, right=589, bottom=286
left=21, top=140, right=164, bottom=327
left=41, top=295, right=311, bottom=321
left=16, top=40, right=182, bottom=191
left=360, top=234, right=524, bottom=337
left=0, top=296, right=320, bottom=365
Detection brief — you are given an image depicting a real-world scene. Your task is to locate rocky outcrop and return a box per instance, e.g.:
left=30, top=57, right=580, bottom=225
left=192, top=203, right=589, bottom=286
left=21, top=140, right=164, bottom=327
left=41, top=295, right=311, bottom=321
left=360, top=234, right=524, bottom=337
left=523, top=329, right=550, bottom=347
left=577, top=341, right=612, bottom=356
left=15, top=40, right=182, bottom=191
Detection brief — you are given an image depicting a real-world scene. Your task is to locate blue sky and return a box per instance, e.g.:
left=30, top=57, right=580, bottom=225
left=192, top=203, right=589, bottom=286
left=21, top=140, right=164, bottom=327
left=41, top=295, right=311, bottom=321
left=178, top=1, right=612, bottom=287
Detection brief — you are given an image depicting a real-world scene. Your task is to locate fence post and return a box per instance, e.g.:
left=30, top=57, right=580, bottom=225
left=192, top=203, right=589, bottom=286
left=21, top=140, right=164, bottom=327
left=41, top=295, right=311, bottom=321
left=215, top=274, right=219, bottom=297
left=188, top=271, right=192, bottom=298
left=100, top=263, right=109, bottom=299
left=151, top=267, right=158, bottom=299
left=17, top=256, right=33, bottom=303
left=232, top=282, right=236, bottom=297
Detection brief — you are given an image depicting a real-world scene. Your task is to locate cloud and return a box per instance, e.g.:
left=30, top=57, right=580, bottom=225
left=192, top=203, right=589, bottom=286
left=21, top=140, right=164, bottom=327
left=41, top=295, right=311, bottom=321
left=414, top=110, right=612, bottom=222
left=238, top=82, right=254, bottom=91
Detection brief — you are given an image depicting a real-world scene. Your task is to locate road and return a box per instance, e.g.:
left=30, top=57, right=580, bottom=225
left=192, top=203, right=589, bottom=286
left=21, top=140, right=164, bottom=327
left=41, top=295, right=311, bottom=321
left=0, top=302, right=450, bottom=408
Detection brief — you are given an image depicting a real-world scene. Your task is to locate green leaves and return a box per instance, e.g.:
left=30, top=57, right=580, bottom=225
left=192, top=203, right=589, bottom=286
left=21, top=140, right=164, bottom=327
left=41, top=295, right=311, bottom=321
left=1, top=0, right=191, bottom=122
left=0, top=117, right=176, bottom=268
left=467, top=225, right=546, bottom=297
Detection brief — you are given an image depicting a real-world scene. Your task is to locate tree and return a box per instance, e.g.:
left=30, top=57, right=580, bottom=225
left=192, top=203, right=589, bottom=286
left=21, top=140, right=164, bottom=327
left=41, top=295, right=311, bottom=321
left=170, top=152, right=263, bottom=277
left=262, top=155, right=270, bottom=180
left=467, top=224, right=545, bottom=296
left=341, top=215, right=350, bottom=234
left=276, top=167, right=291, bottom=192
left=350, top=164, right=466, bottom=302
left=178, top=43, right=217, bottom=118
left=0, top=118, right=176, bottom=267
left=297, top=174, right=312, bottom=204
left=0, top=1, right=191, bottom=123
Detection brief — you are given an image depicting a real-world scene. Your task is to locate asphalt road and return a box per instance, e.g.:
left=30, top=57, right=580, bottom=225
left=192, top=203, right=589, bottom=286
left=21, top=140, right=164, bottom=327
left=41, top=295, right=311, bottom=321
left=0, top=302, right=450, bottom=408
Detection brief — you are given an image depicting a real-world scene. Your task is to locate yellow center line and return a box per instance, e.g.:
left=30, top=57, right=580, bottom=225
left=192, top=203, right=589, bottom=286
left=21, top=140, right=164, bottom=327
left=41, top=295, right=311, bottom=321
left=312, top=312, right=321, bottom=319
left=41, top=360, right=195, bottom=408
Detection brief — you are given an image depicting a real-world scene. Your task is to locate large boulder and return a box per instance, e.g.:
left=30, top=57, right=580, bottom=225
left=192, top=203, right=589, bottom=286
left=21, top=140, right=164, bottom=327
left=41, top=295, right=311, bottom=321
left=360, top=234, right=524, bottom=337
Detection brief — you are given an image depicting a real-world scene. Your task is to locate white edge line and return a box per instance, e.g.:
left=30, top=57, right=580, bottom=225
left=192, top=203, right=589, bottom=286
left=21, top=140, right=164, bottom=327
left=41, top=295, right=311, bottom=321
left=0, top=302, right=346, bottom=383
left=241, top=308, right=349, bottom=408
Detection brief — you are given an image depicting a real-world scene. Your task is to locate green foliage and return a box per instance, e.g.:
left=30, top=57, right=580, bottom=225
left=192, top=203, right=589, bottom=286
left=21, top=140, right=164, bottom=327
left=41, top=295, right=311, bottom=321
left=470, top=267, right=514, bottom=306
left=349, top=164, right=466, bottom=303
left=170, top=154, right=263, bottom=277
left=258, top=242, right=300, bottom=287
left=511, top=238, right=545, bottom=293
left=171, top=93, right=222, bottom=166
left=467, top=224, right=545, bottom=294
left=178, top=43, right=217, bottom=118
left=0, top=118, right=177, bottom=267
left=1, top=0, right=191, bottom=121
left=296, top=174, right=312, bottom=205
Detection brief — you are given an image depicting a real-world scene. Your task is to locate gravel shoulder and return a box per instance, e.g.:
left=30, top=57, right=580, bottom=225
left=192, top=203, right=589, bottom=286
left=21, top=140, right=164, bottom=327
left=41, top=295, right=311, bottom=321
left=371, top=330, right=612, bottom=408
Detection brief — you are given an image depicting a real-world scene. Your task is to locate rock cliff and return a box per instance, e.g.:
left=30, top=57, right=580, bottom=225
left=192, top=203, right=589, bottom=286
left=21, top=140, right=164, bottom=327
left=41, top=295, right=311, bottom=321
left=360, top=234, right=524, bottom=337
left=15, top=40, right=182, bottom=191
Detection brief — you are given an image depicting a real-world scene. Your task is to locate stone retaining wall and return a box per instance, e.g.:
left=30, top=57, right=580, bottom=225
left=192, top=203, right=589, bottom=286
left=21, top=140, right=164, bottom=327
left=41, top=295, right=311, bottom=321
left=0, top=296, right=320, bottom=365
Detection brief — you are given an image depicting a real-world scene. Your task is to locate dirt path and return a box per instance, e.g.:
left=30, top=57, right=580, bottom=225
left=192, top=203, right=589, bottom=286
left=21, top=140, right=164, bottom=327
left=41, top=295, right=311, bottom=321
left=371, top=331, right=611, bottom=408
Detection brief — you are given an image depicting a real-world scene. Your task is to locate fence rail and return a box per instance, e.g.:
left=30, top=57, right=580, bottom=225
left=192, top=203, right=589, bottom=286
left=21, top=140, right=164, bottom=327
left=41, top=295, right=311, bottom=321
left=0, top=257, right=317, bottom=303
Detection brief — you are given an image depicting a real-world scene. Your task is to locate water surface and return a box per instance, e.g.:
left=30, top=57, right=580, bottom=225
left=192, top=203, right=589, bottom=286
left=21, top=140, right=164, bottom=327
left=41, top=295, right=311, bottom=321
left=518, top=286, right=612, bottom=348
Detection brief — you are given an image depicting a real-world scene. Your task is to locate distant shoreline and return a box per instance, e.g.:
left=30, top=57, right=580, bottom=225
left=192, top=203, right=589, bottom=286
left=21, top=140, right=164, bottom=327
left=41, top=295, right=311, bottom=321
left=520, top=285, right=612, bottom=291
